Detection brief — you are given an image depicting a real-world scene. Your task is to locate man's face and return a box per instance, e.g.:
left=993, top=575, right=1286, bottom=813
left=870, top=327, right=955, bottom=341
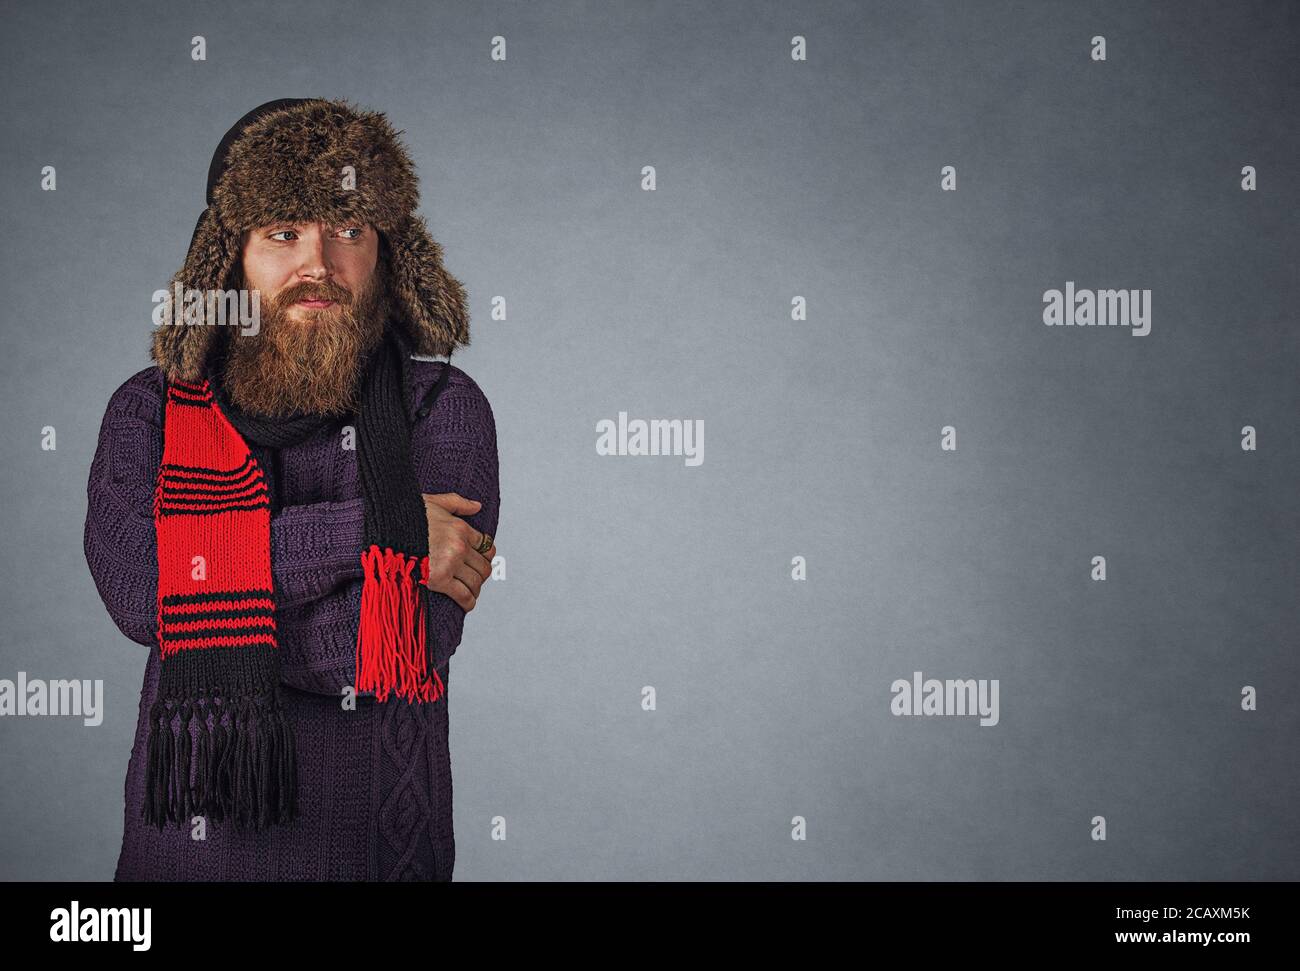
left=222, top=221, right=390, bottom=418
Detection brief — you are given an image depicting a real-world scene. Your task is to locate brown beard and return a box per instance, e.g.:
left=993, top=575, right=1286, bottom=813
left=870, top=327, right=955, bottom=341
left=220, top=263, right=391, bottom=418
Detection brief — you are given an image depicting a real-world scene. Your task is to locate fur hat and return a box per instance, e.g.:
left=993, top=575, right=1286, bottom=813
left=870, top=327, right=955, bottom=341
left=152, top=97, right=470, bottom=383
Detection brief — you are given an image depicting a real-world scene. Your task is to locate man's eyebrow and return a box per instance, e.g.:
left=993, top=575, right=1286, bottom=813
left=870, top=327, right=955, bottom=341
left=250, top=221, right=369, bottom=234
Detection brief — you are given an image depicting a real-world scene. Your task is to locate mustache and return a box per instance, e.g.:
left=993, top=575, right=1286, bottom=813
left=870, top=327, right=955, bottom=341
left=270, top=280, right=356, bottom=308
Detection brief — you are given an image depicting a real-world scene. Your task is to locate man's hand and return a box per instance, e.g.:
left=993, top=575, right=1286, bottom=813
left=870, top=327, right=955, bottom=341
left=421, top=492, right=496, bottom=612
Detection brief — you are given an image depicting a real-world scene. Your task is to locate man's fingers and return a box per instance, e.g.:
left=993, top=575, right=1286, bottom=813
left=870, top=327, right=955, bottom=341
left=447, top=569, right=479, bottom=611
left=422, top=492, right=482, bottom=515
left=425, top=533, right=495, bottom=601
left=454, top=562, right=484, bottom=598
left=455, top=521, right=494, bottom=574
left=463, top=536, right=493, bottom=578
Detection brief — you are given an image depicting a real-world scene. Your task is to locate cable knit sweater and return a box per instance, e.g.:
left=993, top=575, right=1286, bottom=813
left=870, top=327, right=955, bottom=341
left=83, top=357, right=499, bottom=881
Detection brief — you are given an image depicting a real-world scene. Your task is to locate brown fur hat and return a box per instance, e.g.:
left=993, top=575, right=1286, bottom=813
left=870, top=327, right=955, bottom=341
left=152, top=97, right=470, bottom=383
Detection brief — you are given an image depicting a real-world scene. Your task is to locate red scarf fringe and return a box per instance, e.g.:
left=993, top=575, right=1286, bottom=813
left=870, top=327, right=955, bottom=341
left=355, top=545, right=445, bottom=703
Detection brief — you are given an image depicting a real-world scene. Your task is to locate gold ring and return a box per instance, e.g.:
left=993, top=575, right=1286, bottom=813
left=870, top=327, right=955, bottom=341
left=475, top=532, right=493, bottom=556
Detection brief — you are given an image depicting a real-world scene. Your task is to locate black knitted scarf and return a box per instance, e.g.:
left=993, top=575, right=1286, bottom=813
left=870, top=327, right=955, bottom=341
left=145, top=322, right=449, bottom=832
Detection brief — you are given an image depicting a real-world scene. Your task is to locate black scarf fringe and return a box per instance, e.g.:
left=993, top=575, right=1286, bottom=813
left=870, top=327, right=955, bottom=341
left=143, top=689, right=299, bottom=833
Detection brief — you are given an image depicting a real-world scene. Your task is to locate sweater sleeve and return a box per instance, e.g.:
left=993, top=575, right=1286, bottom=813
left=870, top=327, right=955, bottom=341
left=84, top=369, right=372, bottom=653
left=423, top=387, right=501, bottom=673
left=269, top=498, right=365, bottom=609
left=83, top=371, right=165, bottom=648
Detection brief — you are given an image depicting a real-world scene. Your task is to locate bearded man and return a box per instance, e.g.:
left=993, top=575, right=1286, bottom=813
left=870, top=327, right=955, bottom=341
left=83, top=98, right=500, bottom=881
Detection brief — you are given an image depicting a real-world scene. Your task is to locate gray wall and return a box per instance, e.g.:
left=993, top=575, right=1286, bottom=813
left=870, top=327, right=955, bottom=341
left=0, top=0, right=1296, bottom=880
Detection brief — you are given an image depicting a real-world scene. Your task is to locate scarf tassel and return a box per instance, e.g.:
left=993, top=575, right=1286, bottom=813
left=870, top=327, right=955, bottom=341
left=142, top=692, right=299, bottom=832
left=355, top=544, right=445, bottom=703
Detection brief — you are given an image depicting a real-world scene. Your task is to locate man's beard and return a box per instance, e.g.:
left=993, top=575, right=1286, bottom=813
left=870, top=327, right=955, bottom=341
left=220, top=265, right=391, bottom=419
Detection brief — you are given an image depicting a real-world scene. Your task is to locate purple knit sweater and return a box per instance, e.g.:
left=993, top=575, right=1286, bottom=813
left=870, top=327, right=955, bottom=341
left=83, top=358, right=499, bottom=881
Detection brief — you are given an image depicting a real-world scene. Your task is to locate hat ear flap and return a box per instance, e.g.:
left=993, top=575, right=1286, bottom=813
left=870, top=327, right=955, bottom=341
left=383, top=213, right=470, bottom=357
left=151, top=206, right=241, bottom=383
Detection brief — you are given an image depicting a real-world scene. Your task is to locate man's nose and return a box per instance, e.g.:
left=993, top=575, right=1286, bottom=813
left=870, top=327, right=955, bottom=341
left=296, top=233, right=330, bottom=280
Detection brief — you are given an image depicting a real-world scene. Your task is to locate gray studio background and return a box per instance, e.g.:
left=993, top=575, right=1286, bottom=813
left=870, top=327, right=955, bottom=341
left=1, top=0, right=1296, bottom=881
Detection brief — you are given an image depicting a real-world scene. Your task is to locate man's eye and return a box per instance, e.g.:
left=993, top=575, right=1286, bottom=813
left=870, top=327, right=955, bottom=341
left=338, top=227, right=362, bottom=239
left=269, top=230, right=297, bottom=242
